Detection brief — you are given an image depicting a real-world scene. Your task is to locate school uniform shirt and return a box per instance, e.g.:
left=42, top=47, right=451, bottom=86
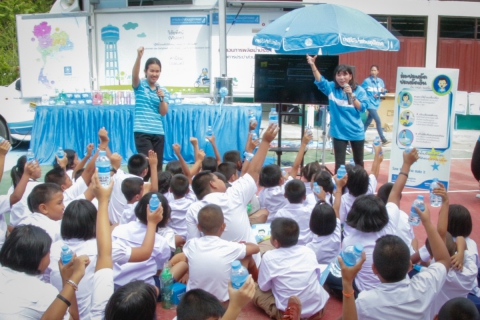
left=258, top=176, right=293, bottom=223
left=314, top=76, right=368, bottom=141
left=306, top=193, right=335, bottom=208
left=0, top=195, right=11, bottom=249
left=168, top=196, right=195, bottom=238
left=306, top=218, right=341, bottom=264
left=183, top=236, right=246, bottom=302
left=340, top=174, right=377, bottom=223
left=355, top=262, right=447, bottom=320
left=66, top=169, right=74, bottom=180
left=108, top=169, right=142, bottom=224
left=258, top=245, right=329, bottom=318
left=157, top=226, right=177, bottom=252
left=18, top=212, right=62, bottom=242
left=63, top=176, right=88, bottom=207
left=165, top=187, right=197, bottom=203
left=134, top=79, right=170, bottom=135
left=112, top=220, right=170, bottom=286
left=396, top=209, right=415, bottom=255
left=0, top=266, right=68, bottom=320
left=343, top=202, right=400, bottom=292
left=119, top=202, right=138, bottom=225
left=361, top=76, right=386, bottom=110
left=275, top=203, right=314, bottom=245
left=48, top=238, right=98, bottom=320
left=7, top=179, right=42, bottom=227
left=89, top=268, right=114, bottom=320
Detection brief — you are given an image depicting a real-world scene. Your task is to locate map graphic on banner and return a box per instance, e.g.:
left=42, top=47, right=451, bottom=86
left=389, top=67, right=459, bottom=190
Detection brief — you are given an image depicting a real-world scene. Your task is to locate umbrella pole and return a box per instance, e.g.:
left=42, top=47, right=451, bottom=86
left=321, top=105, right=328, bottom=167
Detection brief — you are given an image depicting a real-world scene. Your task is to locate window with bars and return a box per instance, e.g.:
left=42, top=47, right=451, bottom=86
left=439, top=17, right=479, bottom=39
left=371, top=15, right=427, bottom=37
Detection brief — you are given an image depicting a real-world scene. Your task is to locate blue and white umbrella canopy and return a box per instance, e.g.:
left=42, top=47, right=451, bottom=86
left=252, top=4, right=400, bottom=55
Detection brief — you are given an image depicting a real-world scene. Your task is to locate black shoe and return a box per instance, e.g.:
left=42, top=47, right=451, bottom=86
left=382, top=140, right=390, bottom=146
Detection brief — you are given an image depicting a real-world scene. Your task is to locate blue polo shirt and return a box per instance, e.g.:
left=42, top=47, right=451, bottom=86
left=361, top=76, right=386, bottom=110
left=133, top=79, right=170, bottom=135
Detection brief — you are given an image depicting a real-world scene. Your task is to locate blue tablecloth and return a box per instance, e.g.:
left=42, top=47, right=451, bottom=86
left=31, top=103, right=262, bottom=165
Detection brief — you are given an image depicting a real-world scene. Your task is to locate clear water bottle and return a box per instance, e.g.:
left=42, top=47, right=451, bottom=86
left=26, top=148, right=35, bottom=163
left=430, top=178, right=442, bottom=207
left=61, top=245, right=73, bottom=265
left=249, top=110, right=257, bottom=126
left=373, top=136, right=381, bottom=146
left=150, top=194, right=160, bottom=211
left=337, top=165, right=346, bottom=179
left=405, top=142, right=413, bottom=153
left=57, top=147, right=64, bottom=159
left=329, top=243, right=364, bottom=277
left=281, top=169, right=286, bottom=178
left=250, top=130, right=258, bottom=141
left=268, top=108, right=278, bottom=126
left=231, top=260, right=249, bottom=289
left=161, top=264, right=174, bottom=309
left=313, top=182, right=321, bottom=194
left=409, top=195, right=425, bottom=226
left=0, top=136, right=4, bottom=143
left=206, top=125, right=213, bottom=142
left=349, top=159, right=355, bottom=166
left=96, top=150, right=110, bottom=187
left=306, top=126, right=313, bottom=147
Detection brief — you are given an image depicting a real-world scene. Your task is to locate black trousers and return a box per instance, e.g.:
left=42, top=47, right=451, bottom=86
left=472, top=137, right=480, bottom=181
left=134, top=132, right=164, bottom=181
left=332, top=138, right=364, bottom=173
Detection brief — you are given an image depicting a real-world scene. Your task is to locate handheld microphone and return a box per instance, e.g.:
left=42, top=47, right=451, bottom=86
left=155, top=84, right=163, bottom=102
left=343, top=84, right=353, bottom=105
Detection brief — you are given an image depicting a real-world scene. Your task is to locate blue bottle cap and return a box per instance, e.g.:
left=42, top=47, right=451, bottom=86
left=354, top=243, right=364, bottom=253
left=62, top=245, right=68, bottom=251
left=231, top=260, right=241, bottom=269
left=418, top=195, right=424, bottom=200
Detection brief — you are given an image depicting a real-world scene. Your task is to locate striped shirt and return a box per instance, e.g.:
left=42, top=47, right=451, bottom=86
left=361, top=76, right=386, bottom=110
left=133, top=79, right=170, bottom=135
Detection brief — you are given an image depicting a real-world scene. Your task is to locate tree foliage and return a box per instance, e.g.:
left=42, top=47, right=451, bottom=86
left=0, top=0, right=55, bottom=85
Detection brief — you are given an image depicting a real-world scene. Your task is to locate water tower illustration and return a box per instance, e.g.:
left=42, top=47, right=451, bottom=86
left=101, top=25, right=120, bottom=85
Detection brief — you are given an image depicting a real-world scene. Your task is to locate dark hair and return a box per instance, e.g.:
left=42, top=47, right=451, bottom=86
left=61, top=200, right=97, bottom=240
left=0, top=225, right=51, bottom=275
left=425, top=232, right=456, bottom=257
left=202, top=156, right=217, bottom=173
left=192, top=171, right=215, bottom=200
left=370, top=65, right=379, bottom=71
left=128, top=154, right=148, bottom=177
left=158, top=171, right=173, bottom=194
left=217, top=162, right=237, bottom=182
left=313, top=170, right=335, bottom=205
left=259, top=164, right=282, bottom=188
left=346, top=195, right=388, bottom=232
left=438, top=297, right=479, bottom=320
left=135, top=192, right=170, bottom=229
left=11, top=155, right=27, bottom=188
left=45, top=167, right=68, bottom=186
left=27, top=183, right=63, bottom=213
left=223, top=150, right=241, bottom=165
left=373, top=235, right=410, bottom=282
left=447, top=204, right=472, bottom=237
left=284, top=179, right=306, bottom=203
left=271, top=217, right=299, bottom=248
left=346, top=165, right=369, bottom=197
left=213, top=172, right=230, bottom=188
left=438, top=77, right=447, bottom=83
left=166, top=160, right=183, bottom=175
left=121, top=177, right=144, bottom=202
left=144, top=57, right=161, bottom=72
left=54, top=149, right=77, bottom=170
left=170, top=174, right=189, bottom=197
left=105, top=281, right=157, bottom=320
left=310, top=201, right=337, bottom=236
left=198, top=204, right=224, bottom=234
left=74, top=168, right=85, bottom=182
left=402, top=93, right=409, bottom=99
left=301, top=162, right=324, bottom=182
left=177, top=289, right=225, bottom=320
left=376, top=182, right=398, bottom=204
left=333, top=64, right=357, bottom=90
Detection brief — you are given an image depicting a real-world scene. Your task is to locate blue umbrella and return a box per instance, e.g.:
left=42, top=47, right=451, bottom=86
left=252, top=4, right=400, bottom=55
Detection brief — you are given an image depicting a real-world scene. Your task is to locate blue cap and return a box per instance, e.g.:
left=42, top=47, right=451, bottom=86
left=61, top=245, right=68, bottom=251
left=418, top=195, right=424, bottom=200
left=354, top=243, right=364, bottom=253
left=232, top=260, right=241, bottom=269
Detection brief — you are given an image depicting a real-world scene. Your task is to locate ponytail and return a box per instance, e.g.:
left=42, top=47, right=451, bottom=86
left=11, top=156, right=27, bottom=188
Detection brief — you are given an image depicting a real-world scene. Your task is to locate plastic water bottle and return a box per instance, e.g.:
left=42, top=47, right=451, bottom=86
left=57, top=147, right=64, bottom=159
left=373, top=136, right=381, bottom=146
left=329, top=243, right=364, bottom=277
left=268, top=108, right=278, bottom=126
left=349, top=159, right=355, bottom=166
left=26, top=148, right=35, bottom=163
left=249, top=110, right=257, bottom=126
left=409, top=195, right=425, bottom=226
left=405, top=142, right=413, bottom=153
left=337, top=165, right=346, bottom=179
left=150, top=194, right=160, bottom=211
left=430, top=178, right=442, bottom=207
left=231, top=260, right=249, bottom=289
left=96, top=150, right=110, bottom=187
left=250, top=130, right=258, bottom=141
left=306, top=125, right=313, bottom=147
left=282, top=169, right=286, bottom=178
left=313, top=182, right=321, bottom=194
left=206, top=125, right=213, bottom=142
left=161, top=264, right=174, bottom=309
left=61, top=245, right=73, bottom=265
left=0, top=137, right=4, bottom=143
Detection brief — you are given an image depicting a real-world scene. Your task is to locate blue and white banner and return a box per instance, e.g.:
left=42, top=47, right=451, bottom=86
left=389, top=67, right=459, bottom=190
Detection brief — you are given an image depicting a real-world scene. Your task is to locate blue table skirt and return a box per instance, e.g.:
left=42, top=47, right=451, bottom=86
left=31, top=104, right=262, bottom=165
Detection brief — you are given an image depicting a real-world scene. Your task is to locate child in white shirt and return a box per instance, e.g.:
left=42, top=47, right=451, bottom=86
left=257, top=164, right=291, bottom=223
left=168, top=174, right=194, bottom=240
left=119, top=177, right=144, bottom=224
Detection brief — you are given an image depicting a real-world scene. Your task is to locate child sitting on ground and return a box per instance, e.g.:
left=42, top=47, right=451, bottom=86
left=119, top=177, right=144, bottom=224
left=167, top=174, right=194, bottom=240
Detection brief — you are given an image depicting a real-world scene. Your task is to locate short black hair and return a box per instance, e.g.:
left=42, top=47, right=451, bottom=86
left=346, top=165, right=369, bottom=197
left=170, top=174, right=189, bottom=197
left=0, top=225, right=51, bottom=275
left=192, top=171, right=215, bottom=200
left=223, top=150, right=241, bottom=165
left=301, top=162, right=323, bottom=182
left=376, top=182, right=396, bottom=204
left=217, top=162, right=237, bottom=182
left=310, top=201, right=337, bottom=236
left=346, top=195, right=388, bottom=232
left=54, top=149, right=77, bottom=170
left=202, top=156, right=217, bottom=173
left=44, top=166, right=68, bottom=186
left=61, top=199, right=97, bottom=240
left=198, top=204, right=224, bottom=234
left=284, top=179, right=306, bottom=203
left=74, top=168, right=85, bottom=182
left=128, top=154, right=148, bottom=176
left=373, top=235, right=410, bottom=282
left=135, top=192, right=170, bottom=229
left=158, top=171, right=173, bottom=194
left=213, top=172, right=230, bottom=188
left=271, top=217, right=299, bottom=248
left=177, top=289, right=225, bottom=320
left=438, top=297, right=479, bottom=320
left=259, top=164, right=281, bottom=188
left=448, top=204, right=472, bottom=237
left=121, top=177, right=144, bottom=202
left=27, top=183, right=63, bottom=213
left=105, top=281, right=157, bottom=320
left=425, top=232, right=456, bottom=257
left=166, top=160, right=183, bottom=175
